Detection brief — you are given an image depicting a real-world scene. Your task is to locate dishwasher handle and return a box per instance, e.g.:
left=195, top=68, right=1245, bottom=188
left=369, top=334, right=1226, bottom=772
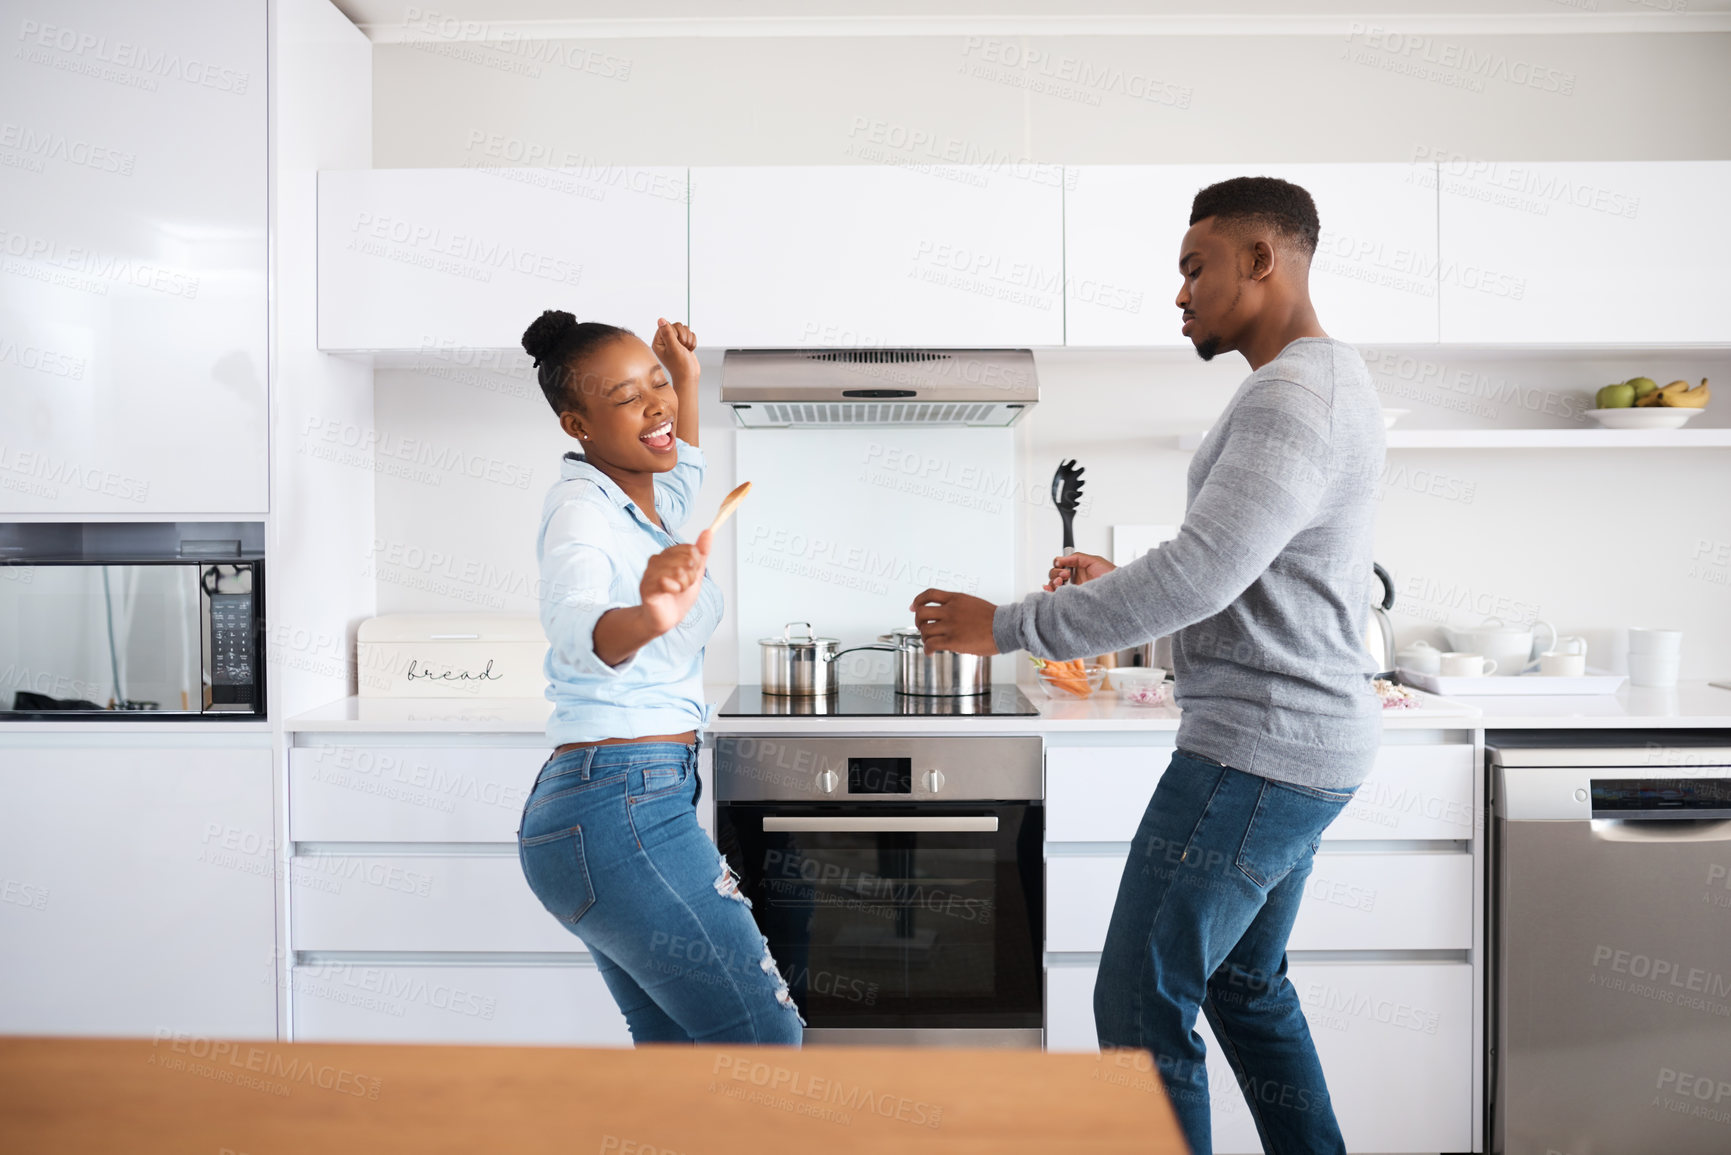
left=1592, top=818, right=1731, bottom=843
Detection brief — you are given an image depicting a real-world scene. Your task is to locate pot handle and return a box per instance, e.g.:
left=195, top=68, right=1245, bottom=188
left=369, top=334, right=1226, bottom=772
left=829, top=644, right=896, bottom=664
left=782, top=621, right=815, bottom=642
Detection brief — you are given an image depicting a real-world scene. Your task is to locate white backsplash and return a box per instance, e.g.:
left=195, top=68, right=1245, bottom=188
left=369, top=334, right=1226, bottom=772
left=372, top=348, right=1731, bottom=686
left=733, top=426, right=1018, bottom=685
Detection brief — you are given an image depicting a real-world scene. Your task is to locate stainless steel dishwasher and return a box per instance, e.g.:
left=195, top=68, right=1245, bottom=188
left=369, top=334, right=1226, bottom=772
left=1491, top=737, right=1731, bottom=1154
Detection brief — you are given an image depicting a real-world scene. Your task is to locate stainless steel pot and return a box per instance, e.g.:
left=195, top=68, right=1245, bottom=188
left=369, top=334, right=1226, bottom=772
left=758, top=622, right=888, bottom=697
left=879, top=628, right=990, bottom=697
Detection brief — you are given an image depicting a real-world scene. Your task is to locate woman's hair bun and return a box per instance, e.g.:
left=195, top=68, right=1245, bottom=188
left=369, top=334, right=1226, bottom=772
left=522, top=309, right=579, bottom=367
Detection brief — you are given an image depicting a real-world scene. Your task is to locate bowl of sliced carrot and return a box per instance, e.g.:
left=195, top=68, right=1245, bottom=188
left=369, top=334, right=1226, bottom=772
left=1031, top=657, right=1107, bottom=699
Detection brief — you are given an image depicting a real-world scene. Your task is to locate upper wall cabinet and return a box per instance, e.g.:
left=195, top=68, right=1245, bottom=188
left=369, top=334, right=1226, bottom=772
left=690, top=166, right=1065, bottom=348
left=1065, top=164, right=1441, bottom=347
left=0, top=0, right=267, bottom=516
left=1438, top=161, right=1731, bottom=344
left=317, top=167, right=688, bottom=351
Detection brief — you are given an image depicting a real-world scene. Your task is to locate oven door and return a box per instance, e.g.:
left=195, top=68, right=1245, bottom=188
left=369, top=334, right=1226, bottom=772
left=717, top=801, right=1043, bottom=1044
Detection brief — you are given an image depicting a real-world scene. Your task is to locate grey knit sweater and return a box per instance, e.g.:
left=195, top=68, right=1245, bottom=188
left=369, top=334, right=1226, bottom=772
left=994, top=337, right=1386, bottom=790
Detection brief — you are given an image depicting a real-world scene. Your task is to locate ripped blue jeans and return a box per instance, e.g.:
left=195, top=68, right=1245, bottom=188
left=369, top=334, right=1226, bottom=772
left=517, top=740, right=803, bottom=1046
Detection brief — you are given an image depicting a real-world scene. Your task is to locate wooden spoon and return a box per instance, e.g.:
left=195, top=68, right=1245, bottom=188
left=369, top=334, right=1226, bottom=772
left=707, top=481, right=752, bottom=533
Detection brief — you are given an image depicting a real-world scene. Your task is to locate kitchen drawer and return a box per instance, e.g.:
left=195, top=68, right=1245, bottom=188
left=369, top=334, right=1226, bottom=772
left=289, top=745, right=546, bottom=842
left=290, top=962, right=629, bottom=1046
left=1045, top=745, right=1169, bottom=842
left=290, top=853, right=580, bottom=953
left=1046, top=961, right=1473, bottom=1154
left=1046, top=851, right=1471, bottom=952
left=1334, top=743, right=1477, bottom=841
left=1046, top=742, right=1476, bottom=844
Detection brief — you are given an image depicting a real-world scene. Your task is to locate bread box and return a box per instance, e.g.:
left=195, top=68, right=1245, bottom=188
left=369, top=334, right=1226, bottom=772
left=357, top=614, right=548, bottom=698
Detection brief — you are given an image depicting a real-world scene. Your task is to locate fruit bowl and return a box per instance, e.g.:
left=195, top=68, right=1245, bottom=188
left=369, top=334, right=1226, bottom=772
left=1033, top=662, right=1107, bottom=699
left=1585, top=408, right=1703, bottom=430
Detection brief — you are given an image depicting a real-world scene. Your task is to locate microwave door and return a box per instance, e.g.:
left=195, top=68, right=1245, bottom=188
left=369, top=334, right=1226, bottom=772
left=0, top=563, right=203, bottom=715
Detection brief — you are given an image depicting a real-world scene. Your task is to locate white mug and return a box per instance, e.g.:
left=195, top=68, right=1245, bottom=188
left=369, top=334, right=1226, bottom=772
left=1553, top=635, right=1588, bottom=657
left=1628, top=628, right=1683, bottom=657
left=1539, top=651, right=1587, bottom=677
left=1629, top=651, right=1680, bottom=688
left=1397, top=640, right=1442, bottom=674
left=1440, top=652, right=1497, bottom=677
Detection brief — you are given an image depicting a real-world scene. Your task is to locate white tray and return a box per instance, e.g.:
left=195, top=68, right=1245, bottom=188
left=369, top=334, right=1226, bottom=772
left=1396, top=666, right=1627, bottom=696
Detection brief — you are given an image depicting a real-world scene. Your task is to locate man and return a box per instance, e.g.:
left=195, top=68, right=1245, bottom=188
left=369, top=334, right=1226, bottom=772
left=909, top=176, right=1384, bottom=1155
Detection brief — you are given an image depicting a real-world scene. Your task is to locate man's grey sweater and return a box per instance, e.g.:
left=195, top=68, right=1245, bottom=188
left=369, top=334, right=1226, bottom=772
left=994, top=337, right=1386, bottom=790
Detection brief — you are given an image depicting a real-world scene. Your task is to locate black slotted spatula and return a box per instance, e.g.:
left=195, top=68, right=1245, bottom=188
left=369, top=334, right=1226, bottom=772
left=1050, top=458, right=1085, bottom=585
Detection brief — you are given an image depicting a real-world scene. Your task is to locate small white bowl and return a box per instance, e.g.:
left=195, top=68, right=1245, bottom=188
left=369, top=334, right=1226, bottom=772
left=1381, top=408, right=1411, bottom=429
left=1585, top=407, right=1703, bottom=430
left=1105, top=667, right=1166, bottom=693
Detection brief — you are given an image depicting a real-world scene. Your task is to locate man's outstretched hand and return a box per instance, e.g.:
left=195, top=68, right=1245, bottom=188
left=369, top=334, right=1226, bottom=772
left=910, top=589, right=1001, bottom=656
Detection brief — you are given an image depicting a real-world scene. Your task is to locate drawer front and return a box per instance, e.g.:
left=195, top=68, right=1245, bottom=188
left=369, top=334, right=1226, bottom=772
left=1046, top=742, right=1476, bottom=845
left=1045, top=746, right=1169, bottom=843
left=290, top=854, right=579, bottom=953
left=289, top=745, right=547, bottom=842
left=1047, top=851, right=1471, bottom=952
left=1047, top=961, right=1473, bottom=1154
left=291, top=962, right=629, bottom=1046
left=1335, top=743, right=1477, bottom=841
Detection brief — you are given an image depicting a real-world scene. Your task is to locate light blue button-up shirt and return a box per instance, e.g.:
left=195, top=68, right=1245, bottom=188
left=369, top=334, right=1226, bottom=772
left=537, top=439, right=722, bottom=744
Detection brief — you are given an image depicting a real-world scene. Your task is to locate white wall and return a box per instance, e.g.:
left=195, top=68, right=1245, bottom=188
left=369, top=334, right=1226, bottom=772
left=365, top=28, right=1731, bottom=682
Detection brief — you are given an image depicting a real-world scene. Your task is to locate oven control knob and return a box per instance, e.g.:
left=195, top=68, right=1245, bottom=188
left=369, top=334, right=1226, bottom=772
left=816, top=769, right=840, bottom=794
left=922, top=769, right=945, bottom=794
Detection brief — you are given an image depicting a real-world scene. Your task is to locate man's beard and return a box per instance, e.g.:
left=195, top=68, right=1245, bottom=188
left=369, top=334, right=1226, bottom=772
left=1194, top=334, right=1222, bottom=362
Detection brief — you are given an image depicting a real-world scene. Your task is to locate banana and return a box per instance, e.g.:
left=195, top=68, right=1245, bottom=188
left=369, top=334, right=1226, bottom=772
left=1636, top=391, right=1665, bottom=407
left=1658, top=379, right=1691, bottom=396
left=1659, top=377, right=1710, bottom=409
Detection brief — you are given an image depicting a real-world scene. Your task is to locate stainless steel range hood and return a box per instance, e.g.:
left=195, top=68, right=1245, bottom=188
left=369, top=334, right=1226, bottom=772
left=720, top=349, right=1037, bottom=427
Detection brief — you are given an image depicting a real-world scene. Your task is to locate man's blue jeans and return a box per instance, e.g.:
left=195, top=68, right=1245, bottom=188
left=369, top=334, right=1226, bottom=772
left=1094, top=750, right=1355, bottom=1155
left=517, top=740, right=804, bottom=1046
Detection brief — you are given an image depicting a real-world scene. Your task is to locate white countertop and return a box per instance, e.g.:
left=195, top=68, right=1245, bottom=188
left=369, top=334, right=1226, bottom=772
left=283, top=682, right=1479, bottom=735
left=1457, top=679, right=1731, bottom=729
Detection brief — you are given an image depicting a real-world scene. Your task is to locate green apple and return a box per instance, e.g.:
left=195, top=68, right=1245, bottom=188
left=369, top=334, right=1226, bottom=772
left=1626, top=376, right=1658, bottom=400
left=1596, top=383, right=1636, bottom=409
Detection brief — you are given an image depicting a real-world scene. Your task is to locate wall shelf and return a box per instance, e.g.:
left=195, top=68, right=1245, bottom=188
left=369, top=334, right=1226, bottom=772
left=1173, top=428, right=1731, bottom=451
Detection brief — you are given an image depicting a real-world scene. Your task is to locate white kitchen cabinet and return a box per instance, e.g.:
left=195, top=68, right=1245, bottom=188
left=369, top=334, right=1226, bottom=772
left=291, top=961, right=628, bottom=1046
left=289, top=744, right=544, bottom=842
left=0, top=0, right=268, bottom=515
left=0, top=734, right=277, bottom=1037
left=1047, top=850, right=1471, bottom=953
left=690, top=166, right=1065, bottom=347
left=1047, top=960, right=1473, bottom=1154
left=1065, top=164, right=1440, bottom=347
left=289, top=852, right=584, bottom=953
left=1046, top=741, right=1476, bottom=843
left=1438, top=160, right=1731, bottom=343
left=317, top=166, right=688, bottom=351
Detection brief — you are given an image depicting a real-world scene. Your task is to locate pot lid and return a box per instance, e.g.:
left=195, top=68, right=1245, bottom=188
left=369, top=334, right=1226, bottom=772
left=757, top=621, right=839, bottom=648
left=878, top=627, right=925, bottom=650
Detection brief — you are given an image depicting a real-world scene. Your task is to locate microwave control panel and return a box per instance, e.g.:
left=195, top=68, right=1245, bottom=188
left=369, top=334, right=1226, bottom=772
left=209, top=592, right=254, bottom=699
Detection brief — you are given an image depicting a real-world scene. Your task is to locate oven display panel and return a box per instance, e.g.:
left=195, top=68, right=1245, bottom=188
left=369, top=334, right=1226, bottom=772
left=848, top=756, right=912, bottom=794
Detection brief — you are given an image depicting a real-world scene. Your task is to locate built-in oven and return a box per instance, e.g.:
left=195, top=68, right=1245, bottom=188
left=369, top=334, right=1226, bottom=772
left=0, top=522, right=265, bottom=719
left=713, top=735, right=1043, bottom=1048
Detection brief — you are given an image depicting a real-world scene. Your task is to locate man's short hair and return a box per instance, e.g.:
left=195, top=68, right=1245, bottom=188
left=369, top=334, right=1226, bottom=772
left=1189, top=176, right=1321, bottom=259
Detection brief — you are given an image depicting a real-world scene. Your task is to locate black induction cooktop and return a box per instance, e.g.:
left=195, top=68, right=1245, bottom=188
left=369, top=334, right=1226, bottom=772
left=719, top=684, right=1039, bottom=718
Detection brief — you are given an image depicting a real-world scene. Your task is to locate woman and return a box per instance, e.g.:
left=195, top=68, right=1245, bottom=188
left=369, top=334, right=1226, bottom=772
left=514, top=308, right=802, bottom=1046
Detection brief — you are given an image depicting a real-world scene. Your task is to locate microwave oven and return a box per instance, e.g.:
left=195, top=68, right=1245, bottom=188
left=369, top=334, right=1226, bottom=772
left=0, top=522, right=265, bottom=720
